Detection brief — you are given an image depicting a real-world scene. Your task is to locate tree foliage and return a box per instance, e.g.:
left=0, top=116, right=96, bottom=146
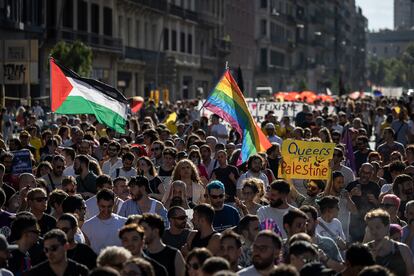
left=50, top=40, right=92, bottom=77
left=368, top=43, right=414, bottom=88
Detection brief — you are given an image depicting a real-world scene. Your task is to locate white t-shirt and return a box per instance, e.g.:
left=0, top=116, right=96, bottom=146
left=85, top=195, right=124, bottom=220
left=340, top=164, right=356, bottom=186
left=237, top=171, right=269, bottom=191
left=82, top=214, right=127, bottom=254
left=110, top=167, right=137, bottom=180
left=211, top=123, right=228, bottom=144
left=316, top=217, right=346, bottom=241
left=102, top=158, right=123, bottom=175
left=63, top=164, right=76, bottom=177
left=238, top=265, right=261, bottom=276
left=257, top=205, right=295, bottom=239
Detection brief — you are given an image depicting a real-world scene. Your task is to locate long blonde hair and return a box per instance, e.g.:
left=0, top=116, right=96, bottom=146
left=172, top=159, right=202, bottom=185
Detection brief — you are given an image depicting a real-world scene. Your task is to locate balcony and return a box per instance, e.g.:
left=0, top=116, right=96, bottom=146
left=132, top=0, right=168, bottom=12
left=198, top=11, right=220, bottom=27
left=169, top=52, right=200, bottom=67
left=48, top=28, right=123, bottom=54
left=170, top=4, right=198, bottom=22
left=125, top=47, right=164, bottom=62
left=215, top=38, right=232, bottom=55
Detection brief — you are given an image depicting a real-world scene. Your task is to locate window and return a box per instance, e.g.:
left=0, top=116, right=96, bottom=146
left=260, top=48, right=267, bottom=69
left=187, top=33, right=193, bottom=54
left=62, top=0, right=73, bottom=28
left=270, top=50, right=284, bottom=66
left=172, top=30, right=177, bottom=51
left=261, top=0, right=267, bottom=9
left=136, top=20, right=140, bottom=47
left=163, top=28, right=169, bottom=50
left=103, top=7, right=112, bottom=36
left=91, top=3, right=99, bottom=33
left=180, top=32, right=186, bottom=52
left=384, top=46, right=388, bottom=54
left=127, top=18, right=131, bottom=45
left=118, top=16, right=123, bottom=40
left=260, top=19, right=267, bottom=36
left=77, top=0, right=87, bottom=31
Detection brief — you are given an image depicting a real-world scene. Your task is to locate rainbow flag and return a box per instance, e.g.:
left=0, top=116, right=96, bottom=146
left=204, top=70, right=271, bottom=162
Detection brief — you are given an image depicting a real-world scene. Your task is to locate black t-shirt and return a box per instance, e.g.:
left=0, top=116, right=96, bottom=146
left=211, top=165, right=239, bottom=202
left=0, top=210, right=14, bottom=239
left=149, top=176, right=163, bottom=194
left=267, top=157, right=281, bottom=179
left=38, top=213, right=57, bottom=236
left=28, top=259, right=89, bottom=276
left=1, top=183, right=15, bottom=205
left=145, top=245, right=178, bottom=276
left=354, top=149, right=373, bottom=174
left=162, top=229, right=191, bottom=250
left=67, top=243, right=97, bottom=270
left=142, top=253, right=168, bottom=276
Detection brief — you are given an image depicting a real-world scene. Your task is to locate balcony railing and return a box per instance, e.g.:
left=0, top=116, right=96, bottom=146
left=198, top=11, right=220, bottom=27
left=48, top=28, right=123, bottom=53
left=125, top=47, right=163, bottom=61
left=215, top=38, right=231, bottom=55
left=132, top=0, right=168, bottom=12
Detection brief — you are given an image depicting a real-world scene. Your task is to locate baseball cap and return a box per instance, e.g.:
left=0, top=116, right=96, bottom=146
left=0, top=234, right=17, bottom=251
left=265, top=123, right=275, bottom=129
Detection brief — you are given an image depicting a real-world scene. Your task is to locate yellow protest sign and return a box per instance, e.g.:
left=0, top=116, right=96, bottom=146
left=279, top=139, right=335, bottom=180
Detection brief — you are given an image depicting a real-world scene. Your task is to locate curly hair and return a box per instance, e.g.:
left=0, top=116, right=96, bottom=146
left=172, top=159, right=201, bottom=184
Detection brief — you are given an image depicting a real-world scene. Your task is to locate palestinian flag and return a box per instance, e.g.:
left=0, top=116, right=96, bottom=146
left=50, top=58, right=128, bottom=133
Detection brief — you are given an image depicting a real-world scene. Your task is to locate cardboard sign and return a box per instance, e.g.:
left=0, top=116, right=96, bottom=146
left=279, top=139, right=335, bottom=180
left=11, top=149, right=32, bottom=174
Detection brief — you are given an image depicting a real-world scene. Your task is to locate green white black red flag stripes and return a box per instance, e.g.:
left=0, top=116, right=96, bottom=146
left=50, top=58, right=128, bottom=133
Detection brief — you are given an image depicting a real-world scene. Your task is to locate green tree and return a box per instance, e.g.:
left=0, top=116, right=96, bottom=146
left=50, top=40, right=92, bottom=77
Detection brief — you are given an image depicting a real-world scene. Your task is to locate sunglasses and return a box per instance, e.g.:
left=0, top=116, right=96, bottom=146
left=171, top=216, right=187, bottom=221
left=209, top=194, right=224, bottom=199
left=32, top=197, right=47, bottom=202
left=187, top=262, right=200, bottom=270
left=44, top=244, right=61, bottom=253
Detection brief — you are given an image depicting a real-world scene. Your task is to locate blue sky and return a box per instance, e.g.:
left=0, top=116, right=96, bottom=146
left=355, top=0, right=393, bottom=31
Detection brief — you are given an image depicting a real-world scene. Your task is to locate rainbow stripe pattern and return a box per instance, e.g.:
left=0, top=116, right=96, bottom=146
left=204, top=70, right=271, bottom=162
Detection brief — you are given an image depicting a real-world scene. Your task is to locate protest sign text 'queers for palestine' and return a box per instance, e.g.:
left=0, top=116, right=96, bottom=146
left=280, top=139, right=335, bottom=180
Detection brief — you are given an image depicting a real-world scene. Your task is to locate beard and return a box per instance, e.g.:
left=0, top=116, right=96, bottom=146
left=171, top=197, right=183, bottom=207
left=132, top=192, right=143, bottom=201
left=250, top=167, right=261, bottom=173
left=270, top=199, right=284, bottom=208
left=252, top=255, right=274, bottom=270
left=74, top=167, right=82, bottom=175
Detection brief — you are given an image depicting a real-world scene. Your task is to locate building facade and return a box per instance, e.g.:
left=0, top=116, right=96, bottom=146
left=368, top=29, right=414, bottom=59
left=394, top=0, right=414, bottom=30
left=252, top=0, right=367, bottom=93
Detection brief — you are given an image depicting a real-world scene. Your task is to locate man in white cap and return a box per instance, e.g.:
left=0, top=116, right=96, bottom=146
left=265, top=123, right=283, bottom=145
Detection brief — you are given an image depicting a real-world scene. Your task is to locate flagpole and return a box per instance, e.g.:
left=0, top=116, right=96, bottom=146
left=181, top=62, right=229, bottom=137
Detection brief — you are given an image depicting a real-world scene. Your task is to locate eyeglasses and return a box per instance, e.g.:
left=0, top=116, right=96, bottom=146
left=32, top=197, right=47, bottom=202
left=171, top=216, right=187, bottom=221
left=209, top=194, right=224, bottom=199
left=186, top=262, right=200, bottom=270
left=44, top=244, right=61, bottom=253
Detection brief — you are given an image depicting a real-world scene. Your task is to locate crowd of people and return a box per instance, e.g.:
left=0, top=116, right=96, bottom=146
left=0, top=94, right=413, bottom=275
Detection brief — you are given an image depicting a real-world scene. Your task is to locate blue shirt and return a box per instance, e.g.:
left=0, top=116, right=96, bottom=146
left=402, top=226, right=414, bottom=253
left=213, top=204, right=240, bottom=232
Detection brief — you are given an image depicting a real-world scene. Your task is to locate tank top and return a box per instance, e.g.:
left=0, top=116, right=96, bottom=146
left=190, top=231, right=217, bottom=250
left=146, top=245, right=177, bottom=276
left=375, top=240, right=407, bottom=276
